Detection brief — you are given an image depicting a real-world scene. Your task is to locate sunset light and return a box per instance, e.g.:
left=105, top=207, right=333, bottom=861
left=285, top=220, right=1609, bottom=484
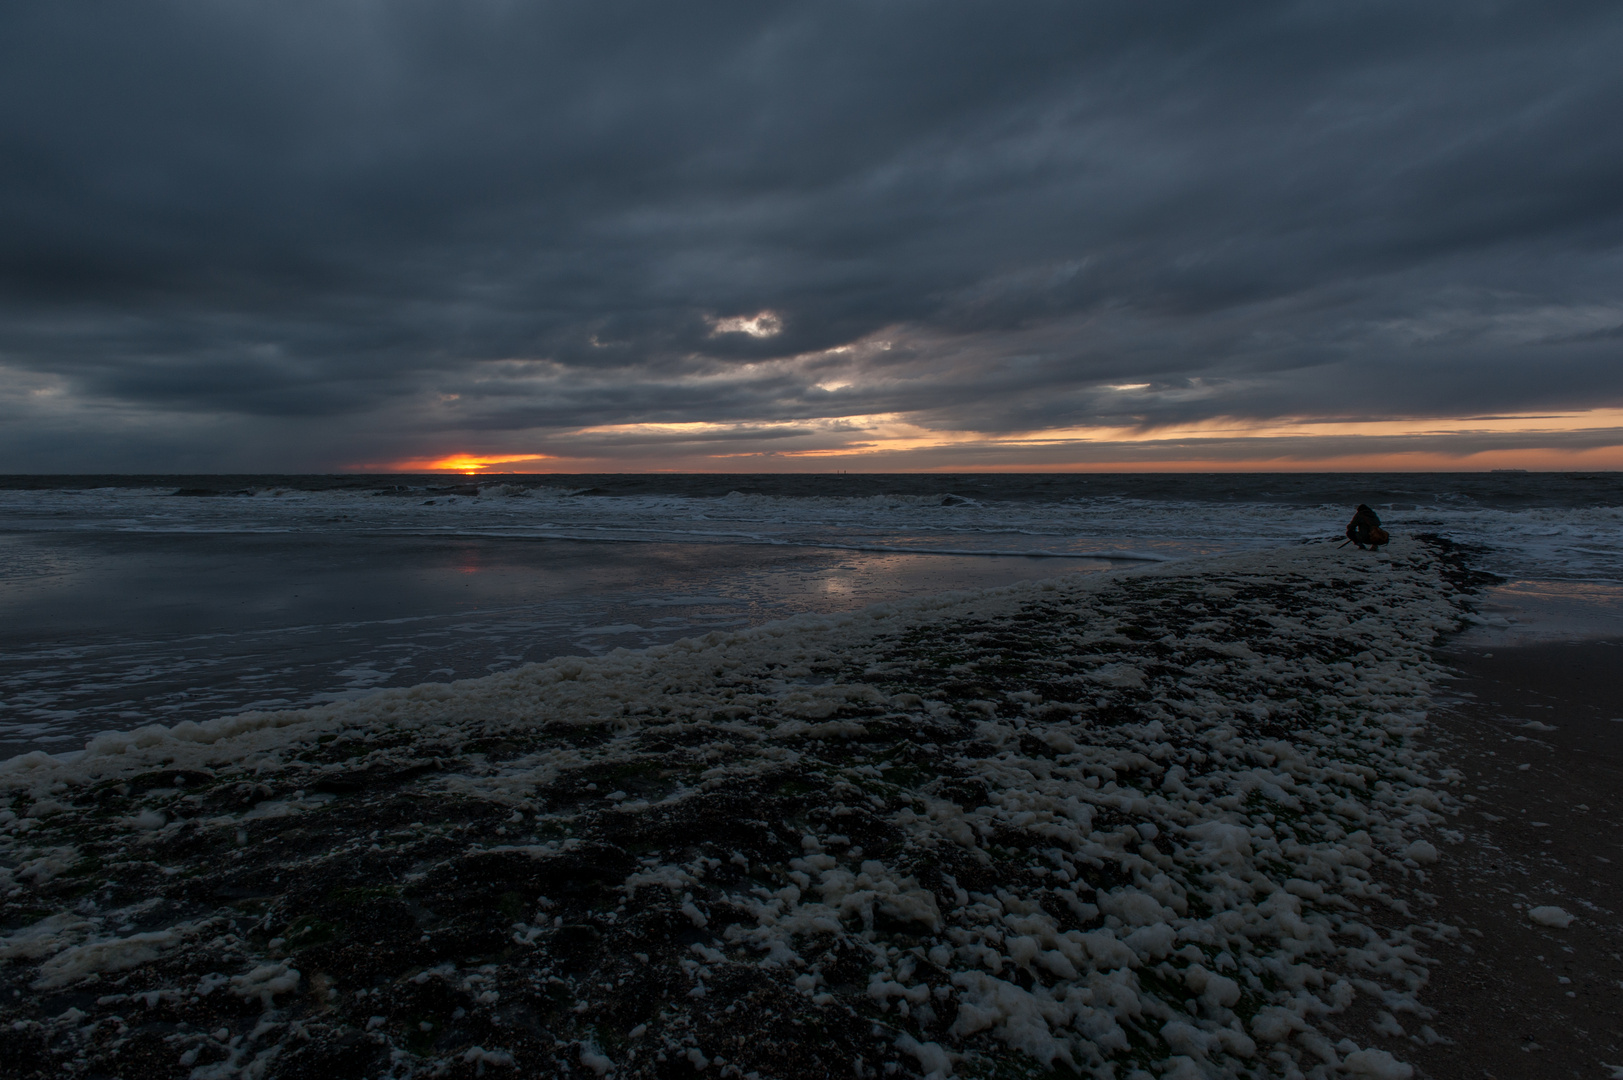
left=351, top=406, right=1623, bottom=473
left=381, top=453, right=554, bottom=474
left=6, top=6, right=1622, bottom=1073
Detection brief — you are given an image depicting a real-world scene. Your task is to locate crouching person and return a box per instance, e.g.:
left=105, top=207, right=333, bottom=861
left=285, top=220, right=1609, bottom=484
left=1345, top=504, right=1388, bottom=550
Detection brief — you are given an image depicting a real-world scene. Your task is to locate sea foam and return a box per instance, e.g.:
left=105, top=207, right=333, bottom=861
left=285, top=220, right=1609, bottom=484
left=0, top=539, right=1475, bottom=1078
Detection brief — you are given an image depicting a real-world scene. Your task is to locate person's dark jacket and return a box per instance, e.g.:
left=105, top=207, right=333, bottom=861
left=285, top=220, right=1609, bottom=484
left=1346, top=504, right=1382, bottom=548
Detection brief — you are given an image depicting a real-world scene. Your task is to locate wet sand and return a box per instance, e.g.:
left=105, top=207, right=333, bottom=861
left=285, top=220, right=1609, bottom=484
left=0, top=541, right=1469, bottom=1079
left=1, top=542, right=1613, bottom=1078
left=1406, top=640, right=1623, bottom=1079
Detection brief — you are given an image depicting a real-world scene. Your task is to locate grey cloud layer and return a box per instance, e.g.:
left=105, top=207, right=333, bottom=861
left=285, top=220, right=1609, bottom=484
left=2, top=0, right=1621, bottom=467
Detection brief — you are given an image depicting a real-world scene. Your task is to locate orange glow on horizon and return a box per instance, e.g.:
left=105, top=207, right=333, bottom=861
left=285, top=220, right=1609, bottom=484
left=899, top=445, right=1623, bottom=473
left=578, top=407, right=1623, bottom=455
left=343, top=406, right=1623, bottom=474
left=368, top=453, right=555, bottom=474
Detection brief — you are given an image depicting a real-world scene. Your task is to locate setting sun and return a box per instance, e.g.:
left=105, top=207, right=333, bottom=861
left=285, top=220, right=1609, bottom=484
left=382, top=453, right=553, bottom=474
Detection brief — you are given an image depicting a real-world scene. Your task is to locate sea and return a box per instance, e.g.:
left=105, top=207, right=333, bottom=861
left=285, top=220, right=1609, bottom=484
left=2, top=472, right=1619, bottom=758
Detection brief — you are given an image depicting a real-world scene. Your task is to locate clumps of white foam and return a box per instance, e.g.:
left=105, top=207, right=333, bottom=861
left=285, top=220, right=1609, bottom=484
left=1402, top=840, right=1438, bottom=864
left=1527, top=905, right=1574, bottom=929
left=0, top=909, right=217, bottom=991
left=0, top=539, right=1474, bottom=1078
left=31, top=931, right=182, bottom=990
left=230, top=961, right=302, bottom=1007
left=0, top=913, right=89, bottom=964
left=1342, top=1047, right=1415, bottom=1079
left=680, top=542, right=1459, bottom=1076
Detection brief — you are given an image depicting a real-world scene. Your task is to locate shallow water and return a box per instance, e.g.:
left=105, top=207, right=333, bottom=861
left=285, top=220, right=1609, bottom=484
left=1450, top=579, right=1623, bottom=647
left=1, top=471, right=1618, bottom=756
left=0, top=530, right=1118, bottom=756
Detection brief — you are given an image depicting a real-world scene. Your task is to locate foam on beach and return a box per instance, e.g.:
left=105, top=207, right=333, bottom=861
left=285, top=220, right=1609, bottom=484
left=0, top=539, right=1479, bottom=1079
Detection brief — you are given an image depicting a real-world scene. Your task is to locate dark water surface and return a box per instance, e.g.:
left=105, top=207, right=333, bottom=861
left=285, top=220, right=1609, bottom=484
left=2, top=472, right=1618, bottom=758
left=0, top=527, right=1115, bottom=757
left=5, top=469, right=1621, bottom=507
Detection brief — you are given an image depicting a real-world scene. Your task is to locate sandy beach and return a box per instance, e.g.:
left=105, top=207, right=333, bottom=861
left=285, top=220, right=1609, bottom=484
left=1397, top=641, right=1623, bottom=1079
left=5, top=1, right=1621, bottom=1072
left=0, top=537, right=1604, bottom=1079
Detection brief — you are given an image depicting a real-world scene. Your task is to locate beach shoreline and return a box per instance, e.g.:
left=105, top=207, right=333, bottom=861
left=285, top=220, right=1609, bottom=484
left=1397, top=640, right=1623, bottom=1079
left=0, top=538, right=1573, bottom=1079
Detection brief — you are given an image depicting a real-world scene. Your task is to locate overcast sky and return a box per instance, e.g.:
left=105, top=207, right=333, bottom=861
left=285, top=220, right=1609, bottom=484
left=2, top=0, right=1621, bottom=472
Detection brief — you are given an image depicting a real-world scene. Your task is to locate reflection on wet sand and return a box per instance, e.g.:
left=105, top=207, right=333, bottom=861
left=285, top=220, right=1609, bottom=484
left=1455, top=579, right=1623, bottom=646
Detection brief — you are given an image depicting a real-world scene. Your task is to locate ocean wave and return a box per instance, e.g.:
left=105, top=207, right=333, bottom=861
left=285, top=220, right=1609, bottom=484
left=2, top=478, right=1620, bottom=581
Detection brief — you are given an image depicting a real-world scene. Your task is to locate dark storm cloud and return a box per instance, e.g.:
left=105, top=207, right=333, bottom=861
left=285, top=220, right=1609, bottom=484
left=1, top=0, right=1621, bottom=468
